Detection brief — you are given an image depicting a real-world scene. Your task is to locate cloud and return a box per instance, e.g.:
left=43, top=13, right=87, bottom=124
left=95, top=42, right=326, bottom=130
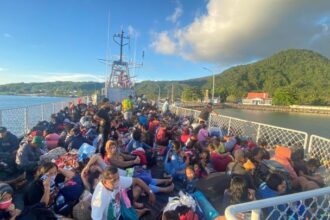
left=127, top=25, right=140, bottom=37
left=30, top=72, right=105, bottom=82
left=166, top=1, right=183, bottom=23
left=150, top=31, right=176, bottom=55
left=152, top=0, right=330, bottom=65
left=3, top=33, right=11, bottom=38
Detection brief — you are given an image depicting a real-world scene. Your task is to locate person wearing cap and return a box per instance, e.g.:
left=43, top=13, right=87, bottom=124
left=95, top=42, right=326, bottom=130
left=0, top=183, right=21, bottom=219
left=0, top=127, right=19, bottom=180
left=15, top=136, right=43, bottom=172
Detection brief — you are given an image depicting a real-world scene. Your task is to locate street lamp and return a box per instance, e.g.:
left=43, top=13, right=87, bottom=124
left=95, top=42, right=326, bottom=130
left=203, top=67, right=215, bottom=103
left=155, top=84, right=161, bottom=105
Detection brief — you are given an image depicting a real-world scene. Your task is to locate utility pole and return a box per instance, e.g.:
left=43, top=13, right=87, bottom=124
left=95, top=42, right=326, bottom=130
left=203, top=67, right=215, bottom=103
left=171, top=84, right=174, bottom=103
left=212, top=74, right=215, bottom=101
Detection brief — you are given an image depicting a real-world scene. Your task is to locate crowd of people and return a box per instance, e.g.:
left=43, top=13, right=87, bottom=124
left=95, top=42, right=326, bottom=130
left=0, top=95, right=327, bottom=220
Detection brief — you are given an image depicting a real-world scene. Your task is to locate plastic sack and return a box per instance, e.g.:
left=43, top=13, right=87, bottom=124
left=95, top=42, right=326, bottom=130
left=78, top=143, right=96, bottom=162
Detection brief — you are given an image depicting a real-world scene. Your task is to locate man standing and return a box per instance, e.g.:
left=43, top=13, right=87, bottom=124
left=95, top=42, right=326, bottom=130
left=198, top=102, right=214, bottom=123
left=91, top=166, right=155, bottom=220
left=162, top=99, right=170, bottom=115
left=122, top=95, right=134, bottom=121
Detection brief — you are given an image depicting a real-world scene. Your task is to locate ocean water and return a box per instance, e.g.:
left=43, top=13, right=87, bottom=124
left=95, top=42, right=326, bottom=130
left=0, top=95, right=70, bottom=110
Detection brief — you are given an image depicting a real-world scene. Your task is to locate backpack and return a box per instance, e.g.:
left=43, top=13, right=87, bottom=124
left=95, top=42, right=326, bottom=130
left=254, top=159, right=292, bottom=190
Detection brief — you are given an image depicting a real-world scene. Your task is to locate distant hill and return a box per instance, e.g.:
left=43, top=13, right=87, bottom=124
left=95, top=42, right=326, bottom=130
left=0, top=81, right=104, bottom=96
left=135, top=49, right=330, bottom=105
left=1, top=49, right=329, bottom=105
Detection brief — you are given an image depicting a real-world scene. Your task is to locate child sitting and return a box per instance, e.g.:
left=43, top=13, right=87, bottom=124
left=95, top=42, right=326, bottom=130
left=164, top=141, right=190, bottom=180
left=183, top=166, right=198, bottom=194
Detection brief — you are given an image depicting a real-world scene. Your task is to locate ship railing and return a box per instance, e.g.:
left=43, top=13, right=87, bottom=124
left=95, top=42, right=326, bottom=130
left=0, top=97, right=87, bottom=136
left=308, top=135, right=330, bottom=175
left=171, top=106, right=309, bottom=151
left=170, top=106, right=329, bottom=171
left=224, top=186, right=330, bottom=220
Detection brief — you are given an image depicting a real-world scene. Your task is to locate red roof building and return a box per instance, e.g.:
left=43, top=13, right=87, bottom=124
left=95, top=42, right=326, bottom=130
left=242, top=92, right=272, bottom=105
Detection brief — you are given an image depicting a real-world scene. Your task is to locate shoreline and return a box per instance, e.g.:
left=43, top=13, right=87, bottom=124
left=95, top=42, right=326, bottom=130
left=224, top=103, right=330, bottom=115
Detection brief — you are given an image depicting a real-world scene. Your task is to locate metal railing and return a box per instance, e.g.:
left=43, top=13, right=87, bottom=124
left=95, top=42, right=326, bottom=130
left=0, top=97, right=88, bottom=136
left=225, top=186, right=330, bottom=220
left=308, top=135, right=330, bottom=170
left=171, top=106, right=309, bottom=151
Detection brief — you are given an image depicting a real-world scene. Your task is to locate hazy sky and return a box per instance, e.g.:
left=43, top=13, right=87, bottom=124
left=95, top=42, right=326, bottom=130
left=0, top=0, right=329, bottom=84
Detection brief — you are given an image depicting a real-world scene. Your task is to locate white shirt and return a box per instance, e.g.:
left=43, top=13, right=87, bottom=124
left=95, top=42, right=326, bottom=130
left=162, top=101, right=169, bottom=113
left=91, top=176, right=133, bottom=220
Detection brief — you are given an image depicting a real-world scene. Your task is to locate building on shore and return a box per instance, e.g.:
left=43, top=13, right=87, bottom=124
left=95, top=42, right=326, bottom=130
left=242, top=92, right=272, bottom=106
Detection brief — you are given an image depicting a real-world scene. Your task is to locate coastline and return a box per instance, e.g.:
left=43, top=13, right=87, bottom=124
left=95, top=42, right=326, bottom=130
left=224, top=103, right=330, bottom=115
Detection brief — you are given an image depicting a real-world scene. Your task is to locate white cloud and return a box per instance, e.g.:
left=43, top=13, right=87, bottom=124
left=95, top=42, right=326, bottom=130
left=41, top=73, right=105, bottom=82
left=150, top=31, right=176, bottom=55
left=166, top=1, right=183, bottom=23
left=127, top=25, right=140, bottom=37
left=3, top=33, right=11, bottom=38
left=152, top=0, right=330, bottom=65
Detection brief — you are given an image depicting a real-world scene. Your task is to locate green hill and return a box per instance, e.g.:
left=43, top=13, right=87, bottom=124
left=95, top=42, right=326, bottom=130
left=135, top=49, right=330, bottom=105
left=0, top=81, right=104, bottom=96
left=1, top=49, right=329, bottom=105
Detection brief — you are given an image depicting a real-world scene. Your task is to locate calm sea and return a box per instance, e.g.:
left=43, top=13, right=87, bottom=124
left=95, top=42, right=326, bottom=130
left=215, top=108, right=330, bottom=138
left=0, top=95, right=70, bottom=110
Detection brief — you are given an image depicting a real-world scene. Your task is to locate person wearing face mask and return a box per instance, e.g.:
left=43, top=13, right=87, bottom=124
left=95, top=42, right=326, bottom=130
left=92, top=166, right=156, bottom=220
left=0, top=183, right=21, bottom=220
left=24, top=162, right=58, bottom=207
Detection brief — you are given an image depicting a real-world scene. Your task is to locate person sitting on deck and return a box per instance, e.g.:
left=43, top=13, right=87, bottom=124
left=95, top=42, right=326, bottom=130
left=126, top=129, right=151, bottom=154
left=227, top=149, right=248, bottom=176
left=208, top=143, right=233, bottom=172
left=165, top=141, right=189, bottom=180
left=180, top=127, right=191, bottom=146
left=24, top=162, right=59, bottom=207
left=81, top=155, right=106, bottom=194
left=0, top=183, right=21, bottom=220
left=183, top=166, right=198, bottom=194
left=91, top=166, right=154, bottom=220
left=197, top=123, right=209, bottom=148
left=64, top=127, right=91, bottom=151
left=155, top=120, right=170, bottom=147
left=43, top=128, right=60, bottom=150
left=0, top=127, right=21, bottom=182
left=257, top=173, right=287, bottom=219
left=222, top=176, right=256, bottom=212
left=16, top=136, right=44, bottom=173
left=103, top=140, right=141, bottom=169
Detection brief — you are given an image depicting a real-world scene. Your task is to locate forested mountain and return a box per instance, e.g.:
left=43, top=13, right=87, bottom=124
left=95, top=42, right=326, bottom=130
left=136, top=49, right=330, bottom=105
left=1, top=49, right=329, bottom=105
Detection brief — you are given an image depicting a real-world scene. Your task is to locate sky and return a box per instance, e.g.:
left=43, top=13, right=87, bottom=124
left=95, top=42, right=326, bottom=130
left=0, top=0, right=330, bottom=85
